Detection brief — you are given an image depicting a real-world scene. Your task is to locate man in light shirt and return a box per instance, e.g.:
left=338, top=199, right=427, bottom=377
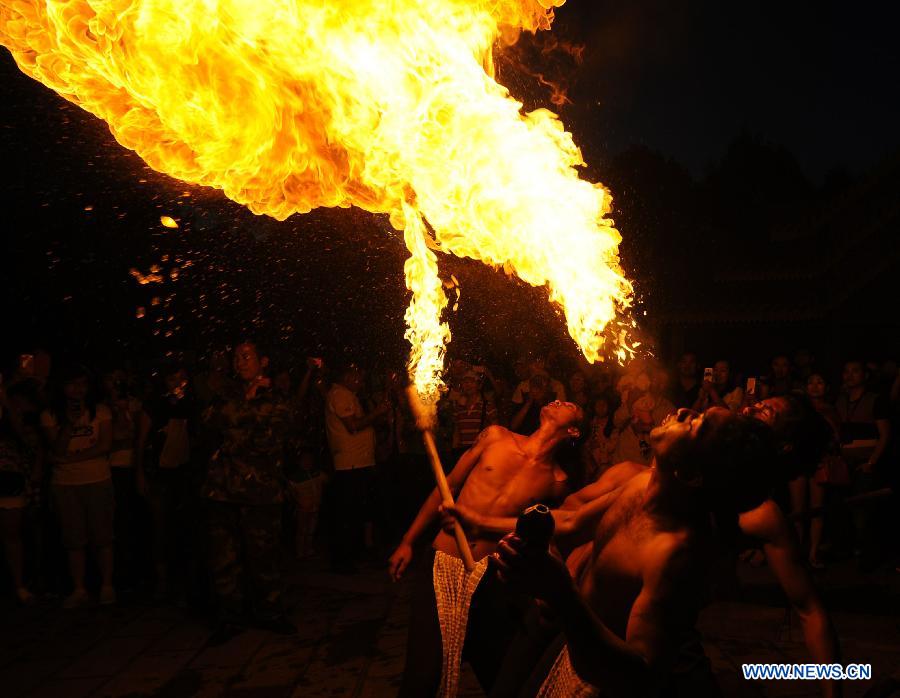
left=325, top=364, right=388, bottom=572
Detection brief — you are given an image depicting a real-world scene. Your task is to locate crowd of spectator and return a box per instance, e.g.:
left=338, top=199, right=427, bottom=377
left=0, top=344, right=897, bottom=634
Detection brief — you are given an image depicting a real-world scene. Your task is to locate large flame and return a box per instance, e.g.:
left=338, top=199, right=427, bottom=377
left=1, top=0, right=634, bottom=420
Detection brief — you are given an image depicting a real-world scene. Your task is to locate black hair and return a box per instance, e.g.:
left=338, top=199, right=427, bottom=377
left=49, top=363, right=98, bottom=424
left=695, top=412, right=778, bottom=515
left=842, top=358, right=867, bottom=373
left=553, top=421, right=589, bottom=492
left=771, top=394, right=832, bottom=480
left=236, top=340, right=269, bottom=360
left=713, top=359, right=738, bottom=394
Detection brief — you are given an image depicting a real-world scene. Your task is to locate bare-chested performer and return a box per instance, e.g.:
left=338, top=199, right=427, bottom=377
left=562, top=395, right=841, bottom=698
left=451, top=398, right=839, bottom=697
left=479, top=407, right=778, bottom=697
left=388, top=401, right=585, bottom=697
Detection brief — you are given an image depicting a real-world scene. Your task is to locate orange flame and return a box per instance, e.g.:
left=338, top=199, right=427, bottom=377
left=401, top=202, right=451, bottom=419
left=1, top=0, right=635, bottom=415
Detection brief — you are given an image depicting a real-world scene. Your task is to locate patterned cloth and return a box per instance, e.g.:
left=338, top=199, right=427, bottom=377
left=201, top=384, right=293, bottom=505
left=432, top=550, right=489, bottom=698
left=206, top=499, right=284, bottom=620
left=537, top=645, right=599, bottom=698
left=453, top=397, right=497, bottom=449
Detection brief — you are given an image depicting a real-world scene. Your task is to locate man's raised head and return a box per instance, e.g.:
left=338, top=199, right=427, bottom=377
left=539, top=400, right=585, bottom=440
left=651, top=408, right=777, bottom=514
left=742, top=395, right=831, bottom=480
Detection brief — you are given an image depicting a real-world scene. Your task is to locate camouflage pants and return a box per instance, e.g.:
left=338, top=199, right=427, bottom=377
left=205, top=499, right=283, bottom=622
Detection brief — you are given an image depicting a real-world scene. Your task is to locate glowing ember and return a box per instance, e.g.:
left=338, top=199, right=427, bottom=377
left=0, top=0, right=635, bottom=418
left=160, top=215, right=179, bottom=229
left=129, top=267, right=164, bottom=285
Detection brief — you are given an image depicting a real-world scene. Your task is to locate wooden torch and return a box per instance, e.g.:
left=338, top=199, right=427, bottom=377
left=407, top=387, right=475, bottom=572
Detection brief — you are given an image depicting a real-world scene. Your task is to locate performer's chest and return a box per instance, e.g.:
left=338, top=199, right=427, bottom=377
left=584, top=500, right=658, bottom=627
left=464, top=459, right=560, bottom=511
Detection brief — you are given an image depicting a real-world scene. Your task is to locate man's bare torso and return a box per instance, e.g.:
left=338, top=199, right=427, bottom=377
left=434, top=428, right=568, bottom=560
left=572, top=471, right=701, bottom=639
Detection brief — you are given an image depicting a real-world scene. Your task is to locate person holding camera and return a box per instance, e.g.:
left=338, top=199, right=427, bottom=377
left=692, top=359, right=743, bottom=414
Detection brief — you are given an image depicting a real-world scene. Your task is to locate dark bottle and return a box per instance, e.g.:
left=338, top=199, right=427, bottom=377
left=515, top=503, right=555, bottom=551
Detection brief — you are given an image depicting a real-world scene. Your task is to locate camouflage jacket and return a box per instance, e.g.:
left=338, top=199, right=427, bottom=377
left=201, top=383, right=293, bottom=505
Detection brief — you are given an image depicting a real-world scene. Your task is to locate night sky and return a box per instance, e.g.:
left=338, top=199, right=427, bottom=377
left=2, top=0, right=898, bottom=369
left=552, top=0, right=900, bottom=180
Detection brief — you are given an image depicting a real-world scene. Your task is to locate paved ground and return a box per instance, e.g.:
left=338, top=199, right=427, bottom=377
left=2, top=556, right=898, bottom=697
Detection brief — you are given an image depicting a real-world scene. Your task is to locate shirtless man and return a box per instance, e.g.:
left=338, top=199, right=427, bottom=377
left=452, top=396, right=839, bottom=697
left=482, top=408, right=777, bottom=696
left=389, top=400, right=584, bottom=696
left=610, top=396, right=839, bottom=698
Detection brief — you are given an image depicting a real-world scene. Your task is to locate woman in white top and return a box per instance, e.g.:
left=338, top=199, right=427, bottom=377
left=40, top=366, right=114, bottom=608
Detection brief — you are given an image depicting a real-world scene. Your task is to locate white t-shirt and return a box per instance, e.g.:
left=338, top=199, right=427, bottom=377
left=326, top=384, right=375, bottom=471
left=41, top=404, right=112, bottom=485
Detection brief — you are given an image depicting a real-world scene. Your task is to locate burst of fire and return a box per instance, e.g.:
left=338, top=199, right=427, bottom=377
left=1, top=0, right=635, bottom=423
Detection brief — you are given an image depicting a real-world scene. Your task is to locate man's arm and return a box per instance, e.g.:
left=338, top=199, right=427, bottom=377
left=443, top=486, right=620, bottom=557
left=553, top=489, right=622, bottom=555
left=741, top=500, right=841, bottom=698
left=339, top=403, right=388, bottom=434
left=388, top=425, right=503, bottom=580
left=496, top=534, right=694, bottom=698
left=329, top=383, right=388, bottom=434
left=560, top=461, right=647, bottom=510
left=865, top=418, right=890, bottom=472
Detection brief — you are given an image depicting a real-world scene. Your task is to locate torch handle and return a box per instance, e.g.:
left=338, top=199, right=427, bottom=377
left=422, top=430, right=476, bottom=572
